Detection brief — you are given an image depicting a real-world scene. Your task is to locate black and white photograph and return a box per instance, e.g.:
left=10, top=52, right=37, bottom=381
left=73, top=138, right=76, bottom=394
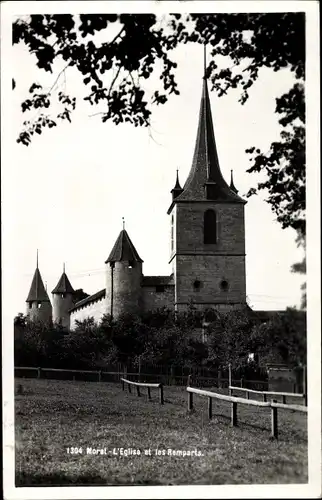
left=2, top=1, right=321, bottom=498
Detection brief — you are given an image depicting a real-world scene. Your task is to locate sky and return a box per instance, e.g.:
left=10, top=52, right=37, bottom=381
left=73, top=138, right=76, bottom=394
left=6, top=13, right=306, bottom=320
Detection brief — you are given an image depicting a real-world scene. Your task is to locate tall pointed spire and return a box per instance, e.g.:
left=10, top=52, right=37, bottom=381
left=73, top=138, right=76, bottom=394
left=168, top=45, right=245, bottom=211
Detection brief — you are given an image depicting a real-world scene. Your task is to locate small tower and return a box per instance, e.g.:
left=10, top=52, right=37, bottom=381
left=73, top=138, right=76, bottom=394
left=171, top=169, right=184, bottom=200
left=105, top=225, right=143, bottom=319
left=26, top=251, right=52, bottom=324
left=52, top=264, right=75, bottom=329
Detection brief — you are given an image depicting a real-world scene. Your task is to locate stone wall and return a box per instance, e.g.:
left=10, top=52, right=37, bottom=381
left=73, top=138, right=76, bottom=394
left=142, top=285, right=175, bottom=312
left=174, top=254, right=246, bottom=307
left=70, top=296, right=107, bottom=329
left=171, top=201, right=246, bottom=310
left=174, top=202, right=245, bottom=256
left=26, top=301, right=52, bottom=324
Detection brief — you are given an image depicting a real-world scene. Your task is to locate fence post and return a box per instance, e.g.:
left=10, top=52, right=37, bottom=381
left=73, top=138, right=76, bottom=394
left=122, top=379, right=125, bottom=391
left=208, top=397, right=212, bottom=420
left=246, top=391, right=250, bottom=400
left=240, top=378, right=243, bottom=388
left=228, top=364, right=232, bottom=395
left=147, top=387, right=151, bottom=400
left=188, top=391, right=193, bottom=411
left=159, top=384, right=164, bottom=405
left=263, top=393, right=267, bottom=402
left=187, top=374, right=191, bottom=387
left=282, top=395, right=286, bottom=404
left=136, top=385, right=141, bottom=397
left=37, top=367, right=41, bottom=379
left=303, top=365, right=307, bottom=406
left=231, top=402, right=237, bottom=427
left=98, top=370, right=101, bottom=383
left=128, top=383, right=132, bottom=394
left=271, top=400, right=278, bottom=439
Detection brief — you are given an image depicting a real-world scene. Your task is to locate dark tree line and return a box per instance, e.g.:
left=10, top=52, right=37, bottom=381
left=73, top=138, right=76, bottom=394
left=14, top=307, right=306, bottom=372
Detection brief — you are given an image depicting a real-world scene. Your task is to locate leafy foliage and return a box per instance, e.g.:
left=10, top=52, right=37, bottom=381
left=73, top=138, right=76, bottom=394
left=13, top=13, right=305, bottom=234
left=250, top=308, right=306, bottom=367
left=291, top=231, right=306, bottom=310
left=14, top=307, right=306, bottom=371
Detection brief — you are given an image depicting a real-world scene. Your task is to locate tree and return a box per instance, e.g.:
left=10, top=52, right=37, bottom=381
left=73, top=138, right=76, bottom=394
left=290, top=231, right=306, bottom=310
left=13, top=13, right=305, bottom=235
left=249, top=308, right=306, bottom=367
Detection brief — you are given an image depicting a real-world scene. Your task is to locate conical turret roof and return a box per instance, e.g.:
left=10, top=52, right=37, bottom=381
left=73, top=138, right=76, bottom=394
left=26, top=267, right=50, bottom=302
left=52, top=272, right=75, bottom=294
left=105, top=229, right=143, bottom=264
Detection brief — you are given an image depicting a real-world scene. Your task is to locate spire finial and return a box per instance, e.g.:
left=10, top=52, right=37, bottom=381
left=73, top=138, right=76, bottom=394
left=204, top=43, right=207, bottom=80
left=230, top=169, right=239, bottom=194
left=36, top=249, right=39, bottom=269
left=63, top=262, right=65, bottom=273
left=122, top=217, right=125, bottom=230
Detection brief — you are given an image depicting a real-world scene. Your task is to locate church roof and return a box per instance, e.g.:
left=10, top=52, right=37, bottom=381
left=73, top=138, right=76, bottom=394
left=105, top=229, right=143, bottom=264
left=52, top=272, right=75, bottom=294
left=168, top=66, right=246, bottom=213
left=26, top=267, right=51, bottom=303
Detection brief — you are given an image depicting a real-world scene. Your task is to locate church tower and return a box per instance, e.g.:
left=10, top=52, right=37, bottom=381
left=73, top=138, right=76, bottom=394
left=105, top=227, right=143, bottom=319
left=168, top=52, right=247, bottom=313
left=26, top=251, right=52, bottom=323
left=52, top=264, right=75, bottom=329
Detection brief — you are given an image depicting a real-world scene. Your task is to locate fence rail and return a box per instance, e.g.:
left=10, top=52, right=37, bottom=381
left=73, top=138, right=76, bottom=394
left=229, top=385, right=306, bottom=406
left=121, top=378, right=164, bottom=404
left=15, top=366, right=266, bottom=388
left=187, top=386, right=307, bottom=440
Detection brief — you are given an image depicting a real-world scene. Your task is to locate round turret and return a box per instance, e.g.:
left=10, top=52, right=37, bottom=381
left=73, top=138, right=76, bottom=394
left=52, top=267, right=75, bottom=329
left=105, top=229, right=143, bottom=319
left=25, top=257, right=52, bottom=324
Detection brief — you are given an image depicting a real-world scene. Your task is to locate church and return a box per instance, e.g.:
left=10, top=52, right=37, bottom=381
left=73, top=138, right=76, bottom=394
left=25, top=67, right=247, bottom=330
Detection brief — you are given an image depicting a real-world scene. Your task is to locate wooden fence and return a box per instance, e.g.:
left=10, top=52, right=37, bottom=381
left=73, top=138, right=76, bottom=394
left=15, top=366, right=260, bottom=388
left=121, top=378, right=164, bottom=405
left=187, top=386, right=307, bottom=440
left=229, top=385, right=307, bottom=406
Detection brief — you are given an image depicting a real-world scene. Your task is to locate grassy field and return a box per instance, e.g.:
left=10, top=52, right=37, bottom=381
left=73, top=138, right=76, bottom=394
left=15, top=378, right=307, bottom=486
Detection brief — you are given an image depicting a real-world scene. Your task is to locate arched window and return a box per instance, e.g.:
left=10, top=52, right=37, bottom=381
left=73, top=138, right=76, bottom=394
left=204, top=209, right=217, bottom=244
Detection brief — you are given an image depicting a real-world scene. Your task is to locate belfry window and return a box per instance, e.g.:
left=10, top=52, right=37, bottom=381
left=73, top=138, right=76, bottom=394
left=204, top=209, right=217, bottom=244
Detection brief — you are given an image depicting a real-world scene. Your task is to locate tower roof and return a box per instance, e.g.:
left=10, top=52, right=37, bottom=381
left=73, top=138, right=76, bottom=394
left=26, top=267, right=51, bottom=303
left=171, top=169, right=184, bottom=200
left=52, top=272, right=75, bottom=294
left=105, top=229, right=143, bottom=264
left=168, top=52, right=246, bottom=211
left=230, top=170, right=239, bottom=194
